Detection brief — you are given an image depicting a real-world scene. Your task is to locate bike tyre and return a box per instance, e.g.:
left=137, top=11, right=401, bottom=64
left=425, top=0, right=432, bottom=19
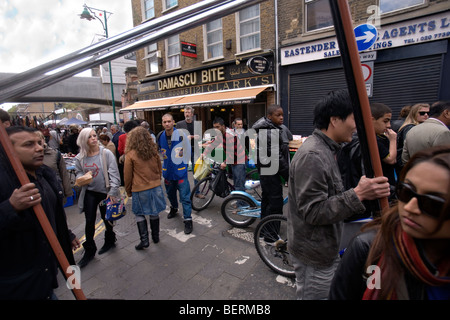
left=191, top=176, right=215, bottom=211
left=254, top=214, right=295, bottom=278
left=221, top=194, right=257, bottom=228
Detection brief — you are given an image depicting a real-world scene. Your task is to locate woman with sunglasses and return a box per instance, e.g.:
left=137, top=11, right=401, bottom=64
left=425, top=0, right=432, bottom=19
left=396, top=103, right=430, bottom=175
left=330, top=145, right=450, bottom=300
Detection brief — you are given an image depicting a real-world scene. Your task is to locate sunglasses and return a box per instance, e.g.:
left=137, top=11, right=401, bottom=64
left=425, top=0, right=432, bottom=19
left=396, top=182, right=447, bottom=220
left=418, top=111, right=429, bottom=116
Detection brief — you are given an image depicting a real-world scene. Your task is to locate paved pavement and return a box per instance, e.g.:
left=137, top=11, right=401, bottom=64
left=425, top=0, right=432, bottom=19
left=55, top=172, right=296, bottom=301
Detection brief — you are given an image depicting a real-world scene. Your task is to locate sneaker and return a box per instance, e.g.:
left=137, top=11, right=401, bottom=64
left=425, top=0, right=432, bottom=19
left=195, top=193, right=205, bottom=199
left=184, top=220, right=193, bottom=234
left=167, top=207, right=178, bottom=219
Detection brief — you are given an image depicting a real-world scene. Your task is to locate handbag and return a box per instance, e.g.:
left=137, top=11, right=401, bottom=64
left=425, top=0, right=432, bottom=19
left=103, top=198, right=127, bottom=221
left=210, top=169, right=230, bottom=198
left=193, top=157, right=212, bottom=180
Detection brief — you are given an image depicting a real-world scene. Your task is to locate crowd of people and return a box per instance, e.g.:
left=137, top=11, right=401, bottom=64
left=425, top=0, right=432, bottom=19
left=0, top=92, right=449, bottom=300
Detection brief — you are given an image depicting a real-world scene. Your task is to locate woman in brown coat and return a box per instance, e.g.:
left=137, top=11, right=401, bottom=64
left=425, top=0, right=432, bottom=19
left=124, top=126, right=166, bottom=249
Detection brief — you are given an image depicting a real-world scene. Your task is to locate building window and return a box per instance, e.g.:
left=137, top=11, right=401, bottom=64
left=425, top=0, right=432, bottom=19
left=379, top=0, right=425, bottom=13
left=237, top=4, right=260, bottom=53
left=166, top=35, right=180, bottom=70
left=305, top=0, right=333, bottom=32
left=144, top=43, right=158, bottom=75
left=143, top=0, right=155, bottom=20
left=164, top=0, right=178, bottom=11
left=205, top=19, right=223, bottom=60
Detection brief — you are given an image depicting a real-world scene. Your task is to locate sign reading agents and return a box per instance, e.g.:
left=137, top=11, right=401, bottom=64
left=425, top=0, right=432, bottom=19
left=281, top=11, right=450, bottom=66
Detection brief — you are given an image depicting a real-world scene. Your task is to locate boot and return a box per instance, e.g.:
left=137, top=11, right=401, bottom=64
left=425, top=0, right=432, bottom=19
left=98, top=231, right=116, bottom=254
left=167, top=206, right=178, bottom=219
left=78, top=249, right=95, bottom=268
left=184, top=220, right=193, bottom=235
left=135, top=220, right=150, bottom=250
left=150, top=217, right=160, bottom=243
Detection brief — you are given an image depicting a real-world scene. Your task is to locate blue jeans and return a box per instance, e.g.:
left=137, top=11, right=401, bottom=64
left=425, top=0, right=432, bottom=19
left=231, top=164, right=246, bottom=191
left=164, top=178, right=192, bottom=220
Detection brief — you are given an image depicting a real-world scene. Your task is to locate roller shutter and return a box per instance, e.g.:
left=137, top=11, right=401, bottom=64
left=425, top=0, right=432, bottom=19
left=288, top=54, right=442, bottom=136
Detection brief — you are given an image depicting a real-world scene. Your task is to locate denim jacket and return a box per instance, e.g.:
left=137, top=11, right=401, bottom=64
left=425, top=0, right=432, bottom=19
left=287, top=129, right=365, bottom=267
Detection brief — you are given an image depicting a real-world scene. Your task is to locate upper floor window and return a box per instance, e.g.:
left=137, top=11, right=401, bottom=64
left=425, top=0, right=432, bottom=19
left=166, top=35, right=180, bottom=70
left=379, top=0, right=425, bottom=14
left=205, top=19, right=223, bottom=60
left=144, top=43, right=159, bottom=75
left=143, top=0, right=155, bottom=20
left=237, top=4, right=260, bottom=53
left=164, top=0, right=178, bottom=11
left=305, top=0, right=333, bottom=32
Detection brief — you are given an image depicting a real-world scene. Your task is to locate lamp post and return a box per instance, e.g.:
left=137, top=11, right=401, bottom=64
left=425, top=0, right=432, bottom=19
left=80, top=4, right=117, bottom=124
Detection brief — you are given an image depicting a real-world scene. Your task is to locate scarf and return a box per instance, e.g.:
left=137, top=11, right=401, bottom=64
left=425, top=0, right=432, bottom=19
left=363, top=225, right=450, bottom=300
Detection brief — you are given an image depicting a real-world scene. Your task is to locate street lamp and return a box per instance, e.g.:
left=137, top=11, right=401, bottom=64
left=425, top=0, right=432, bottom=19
left=80, top=4, right=117, bottom=124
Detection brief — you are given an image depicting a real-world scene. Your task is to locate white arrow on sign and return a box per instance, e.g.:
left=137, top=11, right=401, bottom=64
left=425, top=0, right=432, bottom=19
left=356, top=31, right=376, bottom=43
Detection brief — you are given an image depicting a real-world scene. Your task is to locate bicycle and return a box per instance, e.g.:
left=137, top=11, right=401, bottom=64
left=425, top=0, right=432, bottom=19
left=190, top=158, right=260, bottom=211
left=221, top=186, right=287, bottom=227
left=254, top=214, right=295, bottom=278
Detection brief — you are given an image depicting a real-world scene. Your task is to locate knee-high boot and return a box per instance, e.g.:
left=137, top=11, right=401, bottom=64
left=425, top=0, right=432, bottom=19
left=150, top=217, right=160, bottom=243
left=135, top=220, right=150, bottom=250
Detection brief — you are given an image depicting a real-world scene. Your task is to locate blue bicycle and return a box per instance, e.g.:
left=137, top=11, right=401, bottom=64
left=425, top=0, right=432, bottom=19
left=220, top=182, right=288, bottom=228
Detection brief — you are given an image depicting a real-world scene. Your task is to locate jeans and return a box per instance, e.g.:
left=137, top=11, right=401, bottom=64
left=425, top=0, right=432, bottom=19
left=292, top=255, right=340, bottom=300
left=164, top=178, right=192, bottom=220
left=231, top=164, right=246, bottom=191
left=83, top=190, right=115, bottom=253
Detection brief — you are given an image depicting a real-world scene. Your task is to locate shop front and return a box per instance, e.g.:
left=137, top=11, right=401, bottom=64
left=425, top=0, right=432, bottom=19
left=280, top=11, right=450, bottom=137
left=122, top=54, right=276, bottom=134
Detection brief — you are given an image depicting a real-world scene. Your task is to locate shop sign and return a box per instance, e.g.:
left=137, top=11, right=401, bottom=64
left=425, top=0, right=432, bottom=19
left=181, top=41, right=197, bottom=58
left=247, top=56, right=270, bottom=74
left=281, top=11, right=450, bottom=66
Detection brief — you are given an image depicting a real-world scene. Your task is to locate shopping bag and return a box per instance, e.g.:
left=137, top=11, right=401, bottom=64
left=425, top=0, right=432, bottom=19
left=210, top=169, right=230, bottom=198
left=103, top=188, right=128, bottom=221
left=193, top=157, right=212, bottom=180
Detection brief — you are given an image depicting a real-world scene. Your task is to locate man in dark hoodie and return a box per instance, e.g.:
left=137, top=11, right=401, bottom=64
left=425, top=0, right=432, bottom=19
left=252, top=105, right=290, bottom=224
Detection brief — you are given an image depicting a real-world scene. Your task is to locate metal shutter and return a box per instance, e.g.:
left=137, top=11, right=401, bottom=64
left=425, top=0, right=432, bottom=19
left=289, top=68, right=347, bottom=136
left=288, top=54, right=442, bottom=136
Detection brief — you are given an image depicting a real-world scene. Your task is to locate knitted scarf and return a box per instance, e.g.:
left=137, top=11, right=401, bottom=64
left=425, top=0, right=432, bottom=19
left=363, top=225, right=450, bottom=300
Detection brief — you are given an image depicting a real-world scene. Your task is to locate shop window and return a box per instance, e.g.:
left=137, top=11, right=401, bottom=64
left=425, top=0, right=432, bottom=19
left=142, top=0, right=155, bottom=20
left=164, top=0, right=178, bottom=11
left=144, top=43, right=159, bottom=75
left=305, top=0, right=333, bottom=32
left=205, top=19, right=223, bottom=60
left=379, top=0, right=425, bottom=14
left=166, top=35, right=180, bottom=70
left=237, top=4, right=260, bottom=53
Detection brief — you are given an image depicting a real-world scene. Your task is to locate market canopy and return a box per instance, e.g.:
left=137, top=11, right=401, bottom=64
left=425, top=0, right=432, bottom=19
left=121, top=85, right=272, bottom=112
left=64, top=117, right=87, bottom=125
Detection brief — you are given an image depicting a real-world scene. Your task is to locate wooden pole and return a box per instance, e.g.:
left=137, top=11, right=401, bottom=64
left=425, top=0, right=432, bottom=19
left=0, top=124, right=86, bottom=300
left=329, top=0, right=389, bottom=211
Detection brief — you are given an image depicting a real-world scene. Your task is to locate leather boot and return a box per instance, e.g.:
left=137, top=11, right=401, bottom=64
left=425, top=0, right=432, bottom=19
left=184, top=220, right=193, bottom=235
left=135, top=220, right=150, bottom=250
left=167, top=206, right=178, bottom=219
left=150, top=217, right=160, bottom=243
left=78, top=249, right=95, bottom=268
left=98, top=231, right=116, bottom=254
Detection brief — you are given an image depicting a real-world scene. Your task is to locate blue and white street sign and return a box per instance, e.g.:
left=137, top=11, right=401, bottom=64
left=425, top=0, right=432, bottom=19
left=354, top=24, right=378, bottom=52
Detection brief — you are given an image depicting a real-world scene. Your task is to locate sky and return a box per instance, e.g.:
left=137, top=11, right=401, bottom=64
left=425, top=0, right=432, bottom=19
left=0, top=0, right=134, bottom=110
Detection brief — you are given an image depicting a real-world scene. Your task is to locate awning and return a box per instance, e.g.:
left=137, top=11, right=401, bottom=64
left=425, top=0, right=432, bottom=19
left=121, top=85, right=272, bottom=112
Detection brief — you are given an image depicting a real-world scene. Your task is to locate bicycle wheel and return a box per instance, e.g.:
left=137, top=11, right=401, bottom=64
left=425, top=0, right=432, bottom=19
left=254, top=215, right=295, bottom=278
left=191, top=176, right=215, bottom=211
left=221, top=194, right=257, bottom=228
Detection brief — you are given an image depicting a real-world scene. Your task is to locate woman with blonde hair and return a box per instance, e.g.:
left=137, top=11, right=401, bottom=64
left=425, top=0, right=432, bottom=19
left=74, top=128, right=121, bottom=268
left=330, top=145, right=450, bottom=299
left=124, top=126, right=166, bottom=249
left=396, top=103, right=430, bottom=174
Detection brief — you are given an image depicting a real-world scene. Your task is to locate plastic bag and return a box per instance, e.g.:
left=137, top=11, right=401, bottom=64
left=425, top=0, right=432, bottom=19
left=210, top=169, right=230, bottom=198
left=193, top=157, right=212, bottom=180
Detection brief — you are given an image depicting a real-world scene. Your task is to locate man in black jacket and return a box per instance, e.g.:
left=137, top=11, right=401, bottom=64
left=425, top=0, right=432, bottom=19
left=0, top=126, right=79, bottom=300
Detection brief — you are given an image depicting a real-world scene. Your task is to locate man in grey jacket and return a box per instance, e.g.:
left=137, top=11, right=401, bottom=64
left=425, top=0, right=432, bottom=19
left=287, top=90, right=390, bottom=300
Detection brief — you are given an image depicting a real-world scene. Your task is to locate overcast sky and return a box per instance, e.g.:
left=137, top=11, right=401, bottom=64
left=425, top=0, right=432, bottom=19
left=0, top=0, right=134, bottom=110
